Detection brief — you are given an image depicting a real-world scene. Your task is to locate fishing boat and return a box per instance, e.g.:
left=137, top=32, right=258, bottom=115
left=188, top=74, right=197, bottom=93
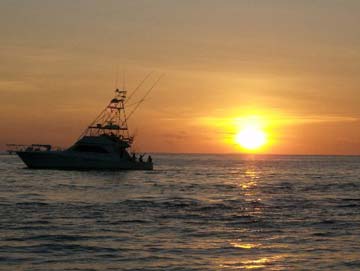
left=16, top=88, right=153, bottom=170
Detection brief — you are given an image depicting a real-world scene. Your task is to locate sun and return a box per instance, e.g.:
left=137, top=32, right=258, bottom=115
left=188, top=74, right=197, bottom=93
left=235, top=126, right=267, bottom=151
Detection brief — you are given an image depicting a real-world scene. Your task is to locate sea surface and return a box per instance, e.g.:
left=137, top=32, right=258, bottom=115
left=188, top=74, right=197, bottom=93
left=0, top=154, right=360, bottom=270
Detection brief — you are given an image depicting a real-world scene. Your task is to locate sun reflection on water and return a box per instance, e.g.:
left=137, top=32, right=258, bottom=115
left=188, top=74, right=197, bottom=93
left=215, top=163, right=283, bottom=270
left=241, top=169, right=258, bottom=190
left=218, top=255, right=284, bottom=270
left=230, top=242, right=260, bottom=249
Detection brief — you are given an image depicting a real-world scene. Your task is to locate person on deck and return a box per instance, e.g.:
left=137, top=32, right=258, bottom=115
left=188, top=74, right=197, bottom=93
left=147, top=155, right=152, bottom=163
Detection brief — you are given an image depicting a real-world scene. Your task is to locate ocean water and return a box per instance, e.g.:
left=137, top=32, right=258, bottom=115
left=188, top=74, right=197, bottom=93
left=0, top=154, right=360, bottom=271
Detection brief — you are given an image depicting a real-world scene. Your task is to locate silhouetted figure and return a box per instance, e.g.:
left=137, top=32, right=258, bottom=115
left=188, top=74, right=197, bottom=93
left=147, top=155, right=152, bottom=163
left=139, top=154, right=144, bottom=163
left=132, top=153, right=136, bottom=161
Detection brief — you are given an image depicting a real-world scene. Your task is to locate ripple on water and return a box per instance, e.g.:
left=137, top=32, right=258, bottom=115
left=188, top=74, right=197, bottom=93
left=0, top=154, right=359, bottom=270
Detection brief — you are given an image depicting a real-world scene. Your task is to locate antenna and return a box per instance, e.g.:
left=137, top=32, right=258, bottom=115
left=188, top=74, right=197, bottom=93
left=114, top=64, right=119, bottom=89
left=122, top=69, right=126, bottom=91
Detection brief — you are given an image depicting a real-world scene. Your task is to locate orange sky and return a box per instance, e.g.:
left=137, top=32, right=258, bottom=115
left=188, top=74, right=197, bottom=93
left=1, top=1, right=360, bottom=154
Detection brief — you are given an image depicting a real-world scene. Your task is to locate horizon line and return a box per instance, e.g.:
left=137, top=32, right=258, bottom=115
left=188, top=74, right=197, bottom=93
left=2, top=151, right=359, bottom=157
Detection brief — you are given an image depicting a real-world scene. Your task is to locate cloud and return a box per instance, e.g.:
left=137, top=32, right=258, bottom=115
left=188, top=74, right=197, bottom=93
left=0, top=80, right=38, bottom=93
left=195, top=113, right=359, bottom=131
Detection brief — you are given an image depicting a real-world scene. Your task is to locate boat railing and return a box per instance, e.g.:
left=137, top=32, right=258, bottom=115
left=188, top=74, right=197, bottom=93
left=6, top=144, right=64, bottom=153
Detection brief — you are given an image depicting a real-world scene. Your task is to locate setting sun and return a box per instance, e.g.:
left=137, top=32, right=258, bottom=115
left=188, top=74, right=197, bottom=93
left=235, top=126, right=267, bottom=151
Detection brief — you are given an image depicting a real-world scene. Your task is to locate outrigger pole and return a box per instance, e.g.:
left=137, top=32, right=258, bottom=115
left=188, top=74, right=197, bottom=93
left=125, top=74, right=164, bottom=121
left=126, top=71, right=153, bottom=104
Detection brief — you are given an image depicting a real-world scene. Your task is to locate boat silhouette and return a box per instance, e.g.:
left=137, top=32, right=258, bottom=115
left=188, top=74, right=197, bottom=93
left=16, top=89, right=153, bottom=170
